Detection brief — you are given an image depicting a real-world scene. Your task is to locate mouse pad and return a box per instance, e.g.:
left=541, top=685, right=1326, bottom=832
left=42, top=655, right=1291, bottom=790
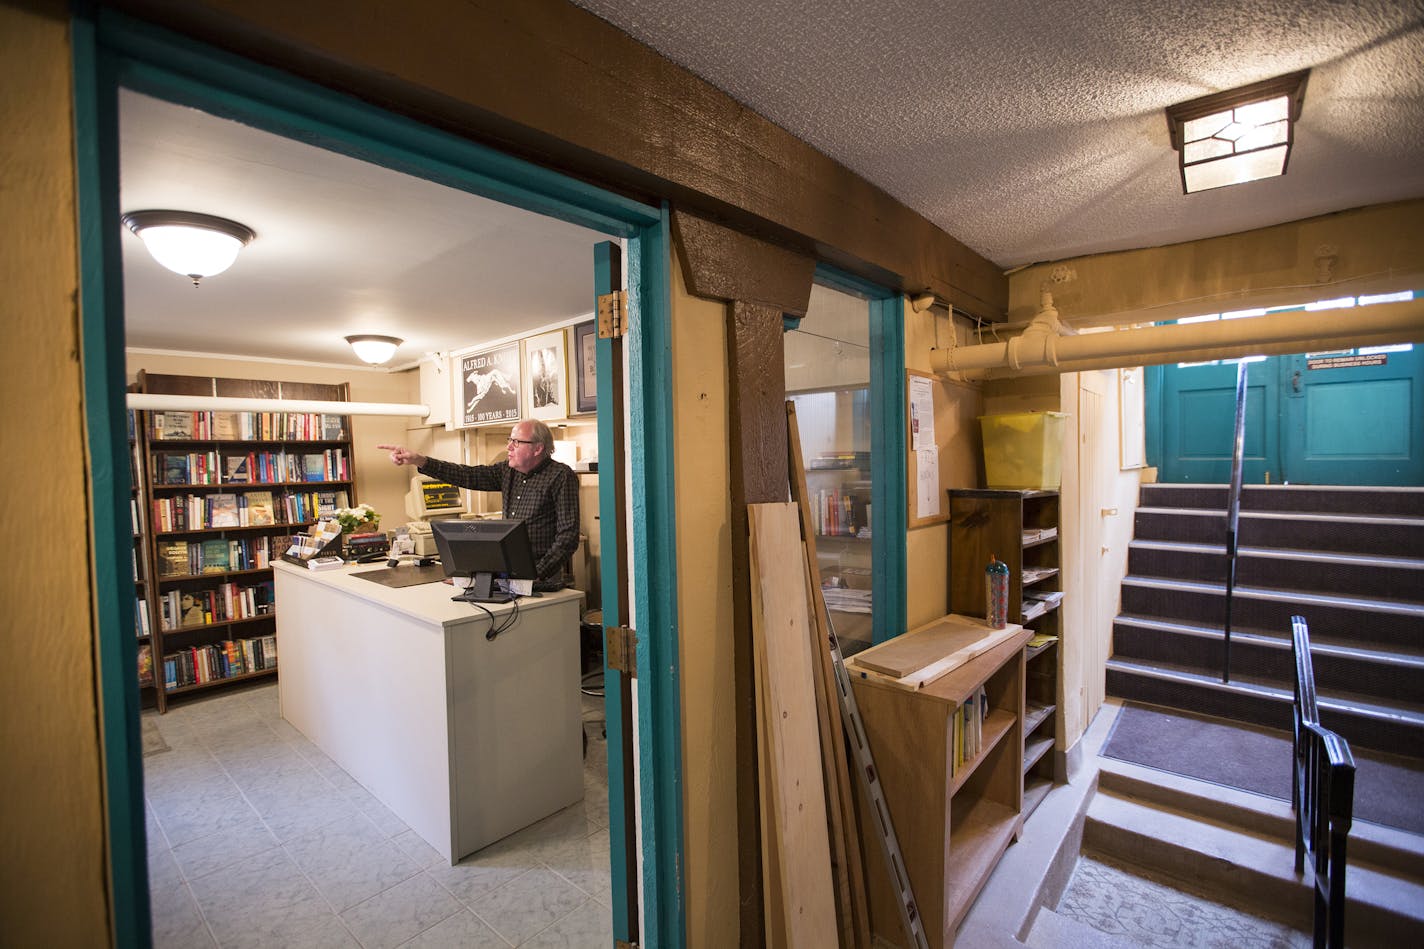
left=352, top=563, right=448, bottom=588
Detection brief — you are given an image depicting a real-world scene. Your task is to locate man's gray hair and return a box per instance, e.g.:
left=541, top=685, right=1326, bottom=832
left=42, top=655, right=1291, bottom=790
left=525, top=419, right=556, bottom=454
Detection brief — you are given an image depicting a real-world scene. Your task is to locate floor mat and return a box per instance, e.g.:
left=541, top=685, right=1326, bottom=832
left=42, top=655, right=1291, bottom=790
left=1101, top=702, right=1424, bottom=836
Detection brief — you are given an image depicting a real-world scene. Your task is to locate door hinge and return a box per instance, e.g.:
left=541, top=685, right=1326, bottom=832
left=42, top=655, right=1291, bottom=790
left=598, top=290, right=629, bottom=338
left=606, top=625, right=637, bottom=677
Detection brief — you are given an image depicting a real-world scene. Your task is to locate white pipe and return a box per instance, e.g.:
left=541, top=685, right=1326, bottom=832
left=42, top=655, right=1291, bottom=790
left=127, top=393, right=431, bottom=418
left=931, top=297, right=1424, bottom=376
left=989, top=328, right=1424, bottom=377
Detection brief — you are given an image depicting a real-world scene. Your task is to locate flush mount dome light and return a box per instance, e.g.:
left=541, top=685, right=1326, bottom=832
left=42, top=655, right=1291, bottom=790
left=345, top=335, right=403, bottom=366
left=1166, top=70, right=1309, bottom=194
left=121, top=210, right=255, bottom=286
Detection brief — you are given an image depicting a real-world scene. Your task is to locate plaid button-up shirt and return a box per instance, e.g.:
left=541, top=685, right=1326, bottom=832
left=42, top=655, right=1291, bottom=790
left=419, top=455, right=580, bottom=586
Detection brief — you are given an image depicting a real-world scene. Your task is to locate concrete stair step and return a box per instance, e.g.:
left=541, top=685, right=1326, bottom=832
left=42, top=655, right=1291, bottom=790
left=1095, top=757, right=1424, bottom=879
left=1024, top=907, right=1146, bottom=949
left=1084, top=787, right=1424, bottom=948
left=1138, top=484, right=1424, bottom=517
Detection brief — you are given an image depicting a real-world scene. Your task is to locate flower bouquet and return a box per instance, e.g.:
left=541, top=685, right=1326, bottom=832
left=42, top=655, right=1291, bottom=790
left=334, top=503, right=381, bottom=535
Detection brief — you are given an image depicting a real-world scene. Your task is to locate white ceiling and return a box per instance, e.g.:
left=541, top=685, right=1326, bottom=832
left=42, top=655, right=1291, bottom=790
left=121, top=1, right=1424, bottom=366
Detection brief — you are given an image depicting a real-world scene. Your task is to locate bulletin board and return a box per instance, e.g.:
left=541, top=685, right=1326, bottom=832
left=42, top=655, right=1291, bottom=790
left=906, top=369, right=953, bottom=528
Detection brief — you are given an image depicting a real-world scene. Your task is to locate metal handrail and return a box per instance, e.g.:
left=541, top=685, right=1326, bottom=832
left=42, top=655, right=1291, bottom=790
left=1291, top=615, right=1355, bottom=949
left=1222, top=361, right=1248, bottom=682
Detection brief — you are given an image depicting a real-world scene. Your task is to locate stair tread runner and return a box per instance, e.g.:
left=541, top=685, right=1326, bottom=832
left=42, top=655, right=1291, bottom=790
left=1129, top=538, right=1424, bottom=571
left=1112, top=614, right=1424, bottom=664
left=1135, top=505, right=1424, bottom=527
left=1105, top=657, right=1424, bottom=723
left=1121, top=575, right=1424, bottom=614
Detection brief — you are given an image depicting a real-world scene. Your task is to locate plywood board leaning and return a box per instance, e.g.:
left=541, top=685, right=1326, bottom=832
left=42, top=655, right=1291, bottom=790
left=749, top=502, right=838, bottom=949
left=787, top=400, right=870, bottom=949
left=849, top=615, right=1022, bottom=689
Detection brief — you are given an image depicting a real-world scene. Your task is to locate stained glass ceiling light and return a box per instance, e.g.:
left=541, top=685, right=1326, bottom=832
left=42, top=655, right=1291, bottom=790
left=1165, top=71, right=1309, bottom=194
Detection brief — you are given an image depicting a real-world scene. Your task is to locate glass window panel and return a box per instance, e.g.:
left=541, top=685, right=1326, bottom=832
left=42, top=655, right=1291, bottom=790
left=1305, top=297, right=1356, bottom=311
left=1236, top=120, right=1289, bottom=152
left=1184, top=144, right=1287, bottom=191
left=1233, top=95, right=1289, bottom=127
left=1177, top=314, right=1220, bottom=324
left=1183, top=108, right=1233, bottom=143
left=1184, top=137, right=1232, bottom=163
left=1221, top=308, right=1267, bottom=320
left=1358, top=343, right=1412, bottom=355
left=1360, top=291, right=1415, bottom=305
left=786, top=283, right=874, bottom=651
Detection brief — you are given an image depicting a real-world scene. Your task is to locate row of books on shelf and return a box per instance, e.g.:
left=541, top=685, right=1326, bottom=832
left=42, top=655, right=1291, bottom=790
left=950, top=685, right=990, bottom=778
left=155, top=448, right=349, bottom=486
left=814, top=487, right=869, bottom=538
left=808, top=450, right=870, bottom=470
left=149, top=409, right=348, bottom=443
left=162, top=635, right=278, bottom=691
left=135, top=597, right=151, bottom=637
left=153, top=487, right=350, bottom=536
left=158, top=535, right=288, bottom=577
left=156, top=580, right=276, bottom=631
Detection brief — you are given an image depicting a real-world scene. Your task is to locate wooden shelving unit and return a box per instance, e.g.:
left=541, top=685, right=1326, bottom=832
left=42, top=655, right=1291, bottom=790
left=949, top=489, right=1063, bottom=819
left=128, top=403, right=160, bottom=710
left=135, top=371, right=356, bottom=709
left=849, top=628, right=1030, bottom=948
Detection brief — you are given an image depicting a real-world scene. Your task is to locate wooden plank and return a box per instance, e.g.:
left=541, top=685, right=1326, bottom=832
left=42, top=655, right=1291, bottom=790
left=672, top=210, right=816, bottom=315
left=851, top=614, right=1019, bottom=681
left=748, top=502, right=837, bottom=949
left=787, top=400, right=868, bottom=949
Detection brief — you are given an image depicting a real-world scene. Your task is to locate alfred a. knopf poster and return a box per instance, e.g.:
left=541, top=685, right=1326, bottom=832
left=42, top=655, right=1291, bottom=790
left=461, top=343, right=521, bottom=426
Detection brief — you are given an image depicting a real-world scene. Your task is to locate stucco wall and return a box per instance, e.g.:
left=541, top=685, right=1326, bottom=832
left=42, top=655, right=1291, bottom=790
left=669, top=248, right=739, bottom=946
left=0, top=1, right=112, bottom=942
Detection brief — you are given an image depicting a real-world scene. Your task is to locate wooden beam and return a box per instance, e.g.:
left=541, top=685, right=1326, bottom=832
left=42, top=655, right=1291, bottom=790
left=113, top=0, right=1007, bottom=320
left=672, top=209, right=816, bottom=316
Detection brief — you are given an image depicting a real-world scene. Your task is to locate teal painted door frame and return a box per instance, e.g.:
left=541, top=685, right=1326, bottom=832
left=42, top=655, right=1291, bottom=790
left=73, top=10, right=682, bottom=946
left=810, top=265, right=908, bottom=644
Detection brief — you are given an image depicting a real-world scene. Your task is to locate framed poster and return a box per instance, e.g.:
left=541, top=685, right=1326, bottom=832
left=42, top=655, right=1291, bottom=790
left=573, top=320, right=597, bottom=414
left=524, top=329, right=568, bottom=421
left=459, top=343, right=522, bottom=427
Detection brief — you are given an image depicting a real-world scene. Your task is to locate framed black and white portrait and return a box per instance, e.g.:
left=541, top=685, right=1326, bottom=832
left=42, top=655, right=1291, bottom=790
left=523, top=330, right=567, bottom=422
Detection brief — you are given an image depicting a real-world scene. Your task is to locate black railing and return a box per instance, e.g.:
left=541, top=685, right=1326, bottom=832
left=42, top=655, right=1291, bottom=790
left=1291, top=614, right=1356, bottom=949
left=1222, top=361, right=1248, bottom=682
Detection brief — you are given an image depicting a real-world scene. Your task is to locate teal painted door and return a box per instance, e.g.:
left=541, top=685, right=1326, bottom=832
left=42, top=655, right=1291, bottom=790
left=1281, top=345, right=1424, bottom=484
left=1158, top=359, right=1281, bottom=483
left=1152, top=345, right=1423, bottom=485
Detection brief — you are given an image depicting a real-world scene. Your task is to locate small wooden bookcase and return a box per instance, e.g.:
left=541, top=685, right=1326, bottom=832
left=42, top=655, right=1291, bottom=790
left=848, top=624, right=1030, bottom=948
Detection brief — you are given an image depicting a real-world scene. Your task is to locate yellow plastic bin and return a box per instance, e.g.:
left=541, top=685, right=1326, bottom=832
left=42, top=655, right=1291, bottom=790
left=979, top=411, right=1068, bottom=490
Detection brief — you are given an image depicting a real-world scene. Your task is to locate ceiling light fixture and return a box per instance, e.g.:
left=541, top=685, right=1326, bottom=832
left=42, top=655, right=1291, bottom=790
left=346, top=335, right=403, bottom=366
left=122, top=210, right=255, bottom=286
left=1165, top=70, right=1309, bottom=194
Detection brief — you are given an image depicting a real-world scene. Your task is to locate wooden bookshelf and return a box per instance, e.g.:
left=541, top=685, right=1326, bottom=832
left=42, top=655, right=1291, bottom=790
left=949, top=489, right=1063, bottom=818
left=849, top=627, right=1030, bottom=948
left=136, top=371, right=356, bottom=708
left=128, top=402, right=160, bottom=710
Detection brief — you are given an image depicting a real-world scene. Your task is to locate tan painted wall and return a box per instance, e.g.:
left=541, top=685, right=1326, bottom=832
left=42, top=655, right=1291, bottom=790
left=1008, top=199, right=1424, bottom=327
left=906, top=305, right=985, bottom=628
left=669, top=248, right=739, bottom=946
left=127, top=353, right=416, bottom=526
left=0, top=1, right=112, bottom=942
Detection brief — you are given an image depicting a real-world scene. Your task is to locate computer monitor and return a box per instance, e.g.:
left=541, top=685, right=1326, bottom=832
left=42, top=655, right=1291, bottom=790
left=431, top=518, right=537, bottom=604
left=405, top=476, right=465, bottom=521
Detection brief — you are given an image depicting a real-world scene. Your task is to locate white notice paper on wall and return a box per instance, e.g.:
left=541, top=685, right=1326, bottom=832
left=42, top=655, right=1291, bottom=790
left=909, top=375, right=935, bottom=451
left=916, top=448, right=940, bottom=518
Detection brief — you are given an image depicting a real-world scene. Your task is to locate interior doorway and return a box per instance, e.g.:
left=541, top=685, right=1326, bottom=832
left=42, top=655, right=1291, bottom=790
left=74, top=11, right=679, bottom=947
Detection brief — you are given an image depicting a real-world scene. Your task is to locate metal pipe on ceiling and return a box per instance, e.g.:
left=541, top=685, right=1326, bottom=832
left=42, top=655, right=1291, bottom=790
left=126, top=393, right=431, bottom=418
left=930, top=296, right=1424, bottom=377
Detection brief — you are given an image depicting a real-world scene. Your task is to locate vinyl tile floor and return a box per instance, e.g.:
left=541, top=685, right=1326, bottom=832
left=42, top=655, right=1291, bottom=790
left=143, top=682, right=612, bottom=948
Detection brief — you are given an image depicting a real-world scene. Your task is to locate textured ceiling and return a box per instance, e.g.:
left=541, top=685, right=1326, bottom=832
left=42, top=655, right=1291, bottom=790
left=569, top=0, right=1424, bottom=268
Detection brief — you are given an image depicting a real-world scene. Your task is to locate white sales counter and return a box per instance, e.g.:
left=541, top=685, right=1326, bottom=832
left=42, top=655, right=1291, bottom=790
left=272, top=560, right=584, bottom=864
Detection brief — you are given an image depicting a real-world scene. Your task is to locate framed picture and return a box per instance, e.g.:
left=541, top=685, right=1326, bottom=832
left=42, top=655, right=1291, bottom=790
left=459, top=342, right=522, bottom=427
left=524, top=329, right=568, bottom=421
left=573, top=320, right=597, bottom=414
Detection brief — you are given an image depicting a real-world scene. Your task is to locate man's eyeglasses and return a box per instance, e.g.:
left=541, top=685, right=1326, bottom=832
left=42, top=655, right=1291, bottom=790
left=507, top=437, right=537, bottom=446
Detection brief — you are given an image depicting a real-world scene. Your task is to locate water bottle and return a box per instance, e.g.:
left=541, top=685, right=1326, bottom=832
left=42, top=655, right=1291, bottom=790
left=985, top=555, right=1009, bottom=628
